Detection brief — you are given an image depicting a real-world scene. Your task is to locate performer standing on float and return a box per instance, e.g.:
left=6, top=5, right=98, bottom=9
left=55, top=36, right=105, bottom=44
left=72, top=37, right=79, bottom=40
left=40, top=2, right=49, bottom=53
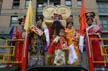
left=47, top=14, right=64, bottom=65
left=66, top=16, right=80, bottom=65
left=53, top=27, right=68, bottom=65
left=65, top=22, right=78, bottom=64
left=13, top=17, right=26, bottom=67
left=72, top=29, right=80, bottom=65
left=30, top=18, right=46, bottom=66
left=85, top=12, right=103, bottom=66
left=45, top=20, right=55, bottom=65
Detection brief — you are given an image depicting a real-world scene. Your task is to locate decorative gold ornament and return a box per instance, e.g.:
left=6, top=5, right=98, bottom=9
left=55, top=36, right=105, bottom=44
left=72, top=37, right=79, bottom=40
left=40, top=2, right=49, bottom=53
left=43, top=6, right=56, bottom=19
left=43, top=5, right=71, bottom=20
left=55, top=5, right=71, bottom=19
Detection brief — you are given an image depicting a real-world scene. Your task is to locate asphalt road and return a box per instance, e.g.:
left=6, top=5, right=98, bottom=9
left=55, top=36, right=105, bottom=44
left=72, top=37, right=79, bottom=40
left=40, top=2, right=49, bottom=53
left=0, top=66, right=18, bottom=71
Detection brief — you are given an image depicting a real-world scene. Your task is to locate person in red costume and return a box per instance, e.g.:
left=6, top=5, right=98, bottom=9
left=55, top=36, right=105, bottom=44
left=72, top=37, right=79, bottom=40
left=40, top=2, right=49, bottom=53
left=46, top=21, right=64, bottom=65
left=46, top=14, right=64, bottom=65
left=86, top=17, right=103, bottom=66
left=13, top=18, right=26, bottom=67
left=53, top=28, right=68, bottom=65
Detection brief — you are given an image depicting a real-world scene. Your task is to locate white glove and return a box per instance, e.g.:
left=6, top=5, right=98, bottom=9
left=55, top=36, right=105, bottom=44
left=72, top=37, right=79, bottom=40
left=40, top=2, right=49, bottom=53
left=79, top=35, right=84, bottom=53
left=53, top=36, right=60, bottom=43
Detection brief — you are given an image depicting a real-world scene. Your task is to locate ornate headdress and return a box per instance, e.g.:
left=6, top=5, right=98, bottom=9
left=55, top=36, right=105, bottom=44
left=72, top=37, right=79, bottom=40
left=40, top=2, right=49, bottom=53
left=85, top=12, right=95, bottom=19
left=52, top=13, right=63, bottom=21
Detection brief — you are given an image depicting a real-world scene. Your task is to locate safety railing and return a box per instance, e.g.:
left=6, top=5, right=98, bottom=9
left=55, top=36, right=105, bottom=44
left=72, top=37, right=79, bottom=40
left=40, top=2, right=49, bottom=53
left=88, top=38, right=108, bottom=71
left=1, top=38, right=108, bottom=71
left=0, top=39, right=24, bottom=68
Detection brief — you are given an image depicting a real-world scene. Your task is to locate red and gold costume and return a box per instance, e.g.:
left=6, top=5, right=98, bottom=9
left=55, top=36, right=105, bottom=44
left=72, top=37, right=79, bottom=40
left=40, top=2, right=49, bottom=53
left=53, top=36, right=67, bottom=65
left=86, top=25, right=103, bottom=66
left=47, top=26, right=55, bottom=55
left=46, top=24, right=55, bottom=65
left=13, top=25, right=25, bottom=65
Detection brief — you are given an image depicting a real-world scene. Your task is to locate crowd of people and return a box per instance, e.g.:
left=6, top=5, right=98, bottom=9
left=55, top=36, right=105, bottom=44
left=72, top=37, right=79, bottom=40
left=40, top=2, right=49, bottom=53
left=11, top=12, right=104, bottom=68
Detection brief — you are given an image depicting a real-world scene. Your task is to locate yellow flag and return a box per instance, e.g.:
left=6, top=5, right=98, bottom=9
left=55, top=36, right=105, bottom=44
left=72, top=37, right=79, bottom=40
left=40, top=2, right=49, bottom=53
left=24, top=1, right=33, bottom=31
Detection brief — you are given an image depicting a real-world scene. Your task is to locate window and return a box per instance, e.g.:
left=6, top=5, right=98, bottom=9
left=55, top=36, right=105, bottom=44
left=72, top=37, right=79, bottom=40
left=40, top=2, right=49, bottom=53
left=25, top=0, right=30, bottom=8
left=50, top=2, right=60, bottom=6
left=37, top=3, right=43, bottom=15
left=54, top=3, right=60, bottom=6
left=50, top=0, right=60, bottom=6
left=77, top=0, right=81, bottom=8
left=37, top=0, right=47, bottom=15
left=12, top=0, right=20, bottom=9
left=65, top=0, right=72, bottom=7
left=10, top=16, right=18, bottom=26
left=0, top=0, right=2, bottom=8
left=43, top=2, right=47, bottom=7
left=0, top=0, right=3, bottom=13
left=38, top=4, right=43, bottom=8
left=97, top=0, right=108, bottom=13
left=99, top=16, right=108, bottom=32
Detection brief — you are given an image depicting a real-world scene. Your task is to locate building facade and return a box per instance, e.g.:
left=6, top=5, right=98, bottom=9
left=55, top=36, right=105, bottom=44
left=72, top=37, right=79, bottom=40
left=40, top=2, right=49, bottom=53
left=0, top=0, right=108, bottom=38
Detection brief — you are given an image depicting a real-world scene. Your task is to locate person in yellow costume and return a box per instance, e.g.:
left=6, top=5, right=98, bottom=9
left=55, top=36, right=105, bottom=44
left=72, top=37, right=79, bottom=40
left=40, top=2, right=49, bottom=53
left=73, top=29, right=80, bottom=65
left=65, top=22, right=80, bottom=65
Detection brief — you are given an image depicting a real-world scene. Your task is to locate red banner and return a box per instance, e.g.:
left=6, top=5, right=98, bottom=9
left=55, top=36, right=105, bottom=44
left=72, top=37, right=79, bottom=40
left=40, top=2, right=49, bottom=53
left=30, top=25, right=43, bottom=36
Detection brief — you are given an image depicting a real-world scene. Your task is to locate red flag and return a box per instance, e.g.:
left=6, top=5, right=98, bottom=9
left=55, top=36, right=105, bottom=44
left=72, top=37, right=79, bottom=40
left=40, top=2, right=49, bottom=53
left=79, top=0, right=86, bottom=53
left=79, top=0, right=87, bottom=36
left=79, top=1, right=94, bottom=71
